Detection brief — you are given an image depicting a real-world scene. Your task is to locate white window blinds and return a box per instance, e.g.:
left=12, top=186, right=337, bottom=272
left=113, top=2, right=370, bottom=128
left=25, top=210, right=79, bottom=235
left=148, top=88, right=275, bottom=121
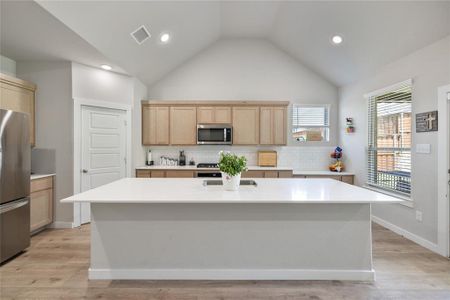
left=367, top=80, right=412, bottom=197
left=292, top=105, right=329, bottom=142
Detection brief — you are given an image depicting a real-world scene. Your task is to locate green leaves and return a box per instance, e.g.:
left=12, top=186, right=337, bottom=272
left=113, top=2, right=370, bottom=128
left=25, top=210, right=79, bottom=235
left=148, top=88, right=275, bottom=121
left=218, top=151, right=248, bottom=176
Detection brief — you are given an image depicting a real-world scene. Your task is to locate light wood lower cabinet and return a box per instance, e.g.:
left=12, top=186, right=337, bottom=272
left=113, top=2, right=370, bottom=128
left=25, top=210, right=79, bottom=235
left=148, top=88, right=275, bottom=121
left=0, top=73, right=36, bottom=146
left=30, top=176, right=54, bottom=232
left=293, top=174, right=354, bottom=184
left=136, top=169, right=293, bottom=179
left=135, top=170, right=194, bottom=178
left=136, top=170, right=151, bottom=178
left=165, top=170, right=195, bottom=178
left=150, top=170, right=166, bottom=178
left=242, top=170, right=293, bottom=178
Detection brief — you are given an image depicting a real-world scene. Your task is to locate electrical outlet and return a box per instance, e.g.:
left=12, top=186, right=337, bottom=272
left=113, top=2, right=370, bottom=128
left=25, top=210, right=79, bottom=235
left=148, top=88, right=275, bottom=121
left=416, top=210, right=423, bottom=222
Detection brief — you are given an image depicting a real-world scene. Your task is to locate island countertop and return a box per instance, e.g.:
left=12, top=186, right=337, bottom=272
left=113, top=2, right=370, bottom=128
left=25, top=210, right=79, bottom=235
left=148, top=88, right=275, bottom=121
left=61, top=178, right=402, bottom=204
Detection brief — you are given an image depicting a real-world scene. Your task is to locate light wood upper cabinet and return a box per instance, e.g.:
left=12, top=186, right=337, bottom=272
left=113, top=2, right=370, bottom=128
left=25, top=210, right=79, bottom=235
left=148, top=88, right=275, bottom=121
left=197, top=106, right=215, bottom=123
left=232, top=106, right=259, bottom=145
left=141, top=101, right=288, bottom=146
left=260, top=106, right=286, bottom=145
left=142, top=105, right=169, bottom=145
left=259, top=107, right=272, bottom=145
left=197, top=106, right=231, bottom=124
left=170, top=106, right=197, bottom=145
left=214, top=107, right=231, bottom=123
left=0, top=73, right=36, bottom=146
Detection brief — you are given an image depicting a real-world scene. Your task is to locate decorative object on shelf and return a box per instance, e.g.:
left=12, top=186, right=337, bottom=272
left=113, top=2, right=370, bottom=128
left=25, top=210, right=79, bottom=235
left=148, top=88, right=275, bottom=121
left=189, top=158, right=195, bottom=166
left=146, top=149, right=154, bottom=166
left=179, top=150, right=186, bottom=166
left=218, top=151, right=248, bottom=191
left=329, top=146, right=345, bottom=172
left=346, top=118, right=355, bottom=133
left=416, top=111, right=438, bottom=132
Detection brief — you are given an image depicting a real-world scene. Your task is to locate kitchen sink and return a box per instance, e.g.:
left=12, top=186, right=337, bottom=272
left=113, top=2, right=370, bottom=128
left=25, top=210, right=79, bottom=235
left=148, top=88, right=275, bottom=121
left=203, top=180, right=258, bottom=187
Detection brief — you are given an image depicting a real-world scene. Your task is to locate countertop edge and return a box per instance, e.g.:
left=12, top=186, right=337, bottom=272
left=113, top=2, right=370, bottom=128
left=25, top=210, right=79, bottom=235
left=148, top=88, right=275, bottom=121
left=31, top=174, right=56, bottom=180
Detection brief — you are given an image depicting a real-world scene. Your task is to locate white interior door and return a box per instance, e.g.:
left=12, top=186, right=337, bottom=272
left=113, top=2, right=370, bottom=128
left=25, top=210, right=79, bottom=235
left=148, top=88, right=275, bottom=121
left=80, top=105, right=127, bottom=224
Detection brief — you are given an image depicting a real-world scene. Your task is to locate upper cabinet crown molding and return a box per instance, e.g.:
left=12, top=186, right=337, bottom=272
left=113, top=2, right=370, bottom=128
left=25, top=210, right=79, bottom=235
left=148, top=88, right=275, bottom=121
left=0, top=72, right=36, bottom=146
left=141, top=100, right=289, bottom=107
left=0, top=73, right=36, bottom=91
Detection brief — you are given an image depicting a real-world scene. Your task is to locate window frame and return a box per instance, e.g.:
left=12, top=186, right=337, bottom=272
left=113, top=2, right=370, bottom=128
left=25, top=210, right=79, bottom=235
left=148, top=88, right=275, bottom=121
left=365, top=79, right=413, bottom=200
left=291, top=104, right=331, bottom=143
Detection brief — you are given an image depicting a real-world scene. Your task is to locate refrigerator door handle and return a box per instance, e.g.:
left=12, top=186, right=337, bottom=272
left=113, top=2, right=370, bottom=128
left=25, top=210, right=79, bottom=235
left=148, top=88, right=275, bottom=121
left=0, top=198, right=29, bottom=215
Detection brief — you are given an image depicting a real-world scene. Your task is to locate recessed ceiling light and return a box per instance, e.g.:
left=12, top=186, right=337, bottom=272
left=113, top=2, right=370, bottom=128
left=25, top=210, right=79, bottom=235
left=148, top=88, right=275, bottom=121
left=331, top=35, right=343, bottom=45
left=160, top=33, right=170, bottom=43
left=101, top=64, right=112, bottom=71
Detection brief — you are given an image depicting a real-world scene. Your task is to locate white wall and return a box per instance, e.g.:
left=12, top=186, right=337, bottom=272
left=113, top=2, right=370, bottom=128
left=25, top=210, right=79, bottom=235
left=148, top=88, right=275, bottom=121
left=132, top=78, right=148, bottom=167
left=72, top=63, right=133, bottom=105
left=146, top=39, right=338, bottom=168
left=0, top=54, right=16, bottom=76
left=17, top=61, right=74, bottom=224
left=339, top=35, right=450, bottom=244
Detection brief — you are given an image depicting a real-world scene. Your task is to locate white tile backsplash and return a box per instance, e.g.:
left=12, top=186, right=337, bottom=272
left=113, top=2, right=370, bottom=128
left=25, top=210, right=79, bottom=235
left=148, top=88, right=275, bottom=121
left=141, top=146, right=335, bottom=171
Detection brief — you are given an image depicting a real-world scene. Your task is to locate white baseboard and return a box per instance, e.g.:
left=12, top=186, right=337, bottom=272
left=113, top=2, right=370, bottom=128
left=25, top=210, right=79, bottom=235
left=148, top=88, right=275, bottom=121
left=89, top=268, right=375, bottom=281
left=49, top=221, right=74, bottom=229
left=372, top=215, right=441, bottom=255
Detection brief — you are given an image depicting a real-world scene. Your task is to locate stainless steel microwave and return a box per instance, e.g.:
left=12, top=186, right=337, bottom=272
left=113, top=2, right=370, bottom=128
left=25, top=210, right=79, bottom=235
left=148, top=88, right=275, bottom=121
left=197, top=124, right=232, bottom=145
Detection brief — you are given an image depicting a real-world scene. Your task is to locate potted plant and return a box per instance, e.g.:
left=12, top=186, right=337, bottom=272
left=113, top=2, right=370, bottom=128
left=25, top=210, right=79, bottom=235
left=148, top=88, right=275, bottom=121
left=218, top=151, right=248, bottom=191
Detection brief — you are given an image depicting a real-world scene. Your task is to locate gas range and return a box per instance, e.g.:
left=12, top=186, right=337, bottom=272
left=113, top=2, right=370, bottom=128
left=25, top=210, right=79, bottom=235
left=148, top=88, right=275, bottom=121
left=196, top=163, right=219, bottom=169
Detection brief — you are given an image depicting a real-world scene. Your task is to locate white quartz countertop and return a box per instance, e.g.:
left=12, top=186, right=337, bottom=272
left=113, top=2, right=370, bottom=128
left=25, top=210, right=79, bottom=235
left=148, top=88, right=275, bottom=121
left=61, top=178, right=401, bottom=204
left=136, top=165, right=294, bottom=171
left=31, top=173, right=55, bottom=180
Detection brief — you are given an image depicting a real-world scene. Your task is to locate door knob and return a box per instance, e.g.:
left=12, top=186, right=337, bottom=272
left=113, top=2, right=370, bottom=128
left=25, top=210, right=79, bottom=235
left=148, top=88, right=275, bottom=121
left=82, top=169, right=88, bottom=173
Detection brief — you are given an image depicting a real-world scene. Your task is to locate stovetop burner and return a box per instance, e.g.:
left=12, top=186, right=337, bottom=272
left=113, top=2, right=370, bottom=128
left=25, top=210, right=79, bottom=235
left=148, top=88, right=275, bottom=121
left=197, top=163, right=219, bottom=168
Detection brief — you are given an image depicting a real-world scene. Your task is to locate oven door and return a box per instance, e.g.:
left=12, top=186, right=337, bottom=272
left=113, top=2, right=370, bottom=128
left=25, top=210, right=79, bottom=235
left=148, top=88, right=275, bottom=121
left=197, top=124, right=232, bottom=145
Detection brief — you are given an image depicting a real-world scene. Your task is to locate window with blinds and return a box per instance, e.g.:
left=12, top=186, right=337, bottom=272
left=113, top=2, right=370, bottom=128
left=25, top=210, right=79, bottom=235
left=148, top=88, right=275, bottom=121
left=292, top=104, right=329, bottom=142
left=367, top=80, right=412, bottom=197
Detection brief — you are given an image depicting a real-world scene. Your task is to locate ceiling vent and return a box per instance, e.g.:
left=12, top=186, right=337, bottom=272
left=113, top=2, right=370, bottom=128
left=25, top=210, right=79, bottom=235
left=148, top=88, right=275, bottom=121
left=131, top=25, right=151, bottom=45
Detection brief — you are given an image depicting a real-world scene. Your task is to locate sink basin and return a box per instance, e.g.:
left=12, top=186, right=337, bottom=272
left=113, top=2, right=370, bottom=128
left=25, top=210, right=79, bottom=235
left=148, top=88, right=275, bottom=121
left=203, top=180, right=258, bottom=187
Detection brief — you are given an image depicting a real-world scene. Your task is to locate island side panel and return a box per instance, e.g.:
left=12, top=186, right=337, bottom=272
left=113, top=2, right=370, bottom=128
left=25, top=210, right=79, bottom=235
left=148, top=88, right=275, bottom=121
left=89, top=203, right=373, bottom=280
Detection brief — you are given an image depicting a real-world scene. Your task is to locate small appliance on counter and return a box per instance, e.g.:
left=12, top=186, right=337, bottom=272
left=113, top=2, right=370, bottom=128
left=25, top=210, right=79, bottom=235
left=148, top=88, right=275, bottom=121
left=146, top=149, right=154, bottom=166
left=257, top=151, right=277, bottom=167
left=179, top=150, right=186, bottom=166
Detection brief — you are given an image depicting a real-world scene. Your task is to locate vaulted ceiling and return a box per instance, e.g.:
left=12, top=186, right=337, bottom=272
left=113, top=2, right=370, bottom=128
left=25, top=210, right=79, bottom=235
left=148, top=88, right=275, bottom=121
left=2, top=1, right=449, bottom=87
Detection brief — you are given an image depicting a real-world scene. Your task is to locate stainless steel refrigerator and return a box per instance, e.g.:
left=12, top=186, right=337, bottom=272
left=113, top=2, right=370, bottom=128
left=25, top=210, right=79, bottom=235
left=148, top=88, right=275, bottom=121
left=0, top=109, right=31, bottom=263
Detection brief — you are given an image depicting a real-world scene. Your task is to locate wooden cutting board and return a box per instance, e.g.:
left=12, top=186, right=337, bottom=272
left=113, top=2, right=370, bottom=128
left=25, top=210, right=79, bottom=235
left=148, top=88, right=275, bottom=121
left=258, top=151, right=277, bottom=167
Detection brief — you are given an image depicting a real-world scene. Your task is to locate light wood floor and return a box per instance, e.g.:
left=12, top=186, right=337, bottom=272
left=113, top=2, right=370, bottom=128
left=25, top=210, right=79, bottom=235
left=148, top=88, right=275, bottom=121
left=1, top=223, right=450, bottom=300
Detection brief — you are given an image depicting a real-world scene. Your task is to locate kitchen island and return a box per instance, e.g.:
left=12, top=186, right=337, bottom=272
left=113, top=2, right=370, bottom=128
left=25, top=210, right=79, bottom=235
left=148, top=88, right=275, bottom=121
left=62, top=178, right=401, bottom=281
